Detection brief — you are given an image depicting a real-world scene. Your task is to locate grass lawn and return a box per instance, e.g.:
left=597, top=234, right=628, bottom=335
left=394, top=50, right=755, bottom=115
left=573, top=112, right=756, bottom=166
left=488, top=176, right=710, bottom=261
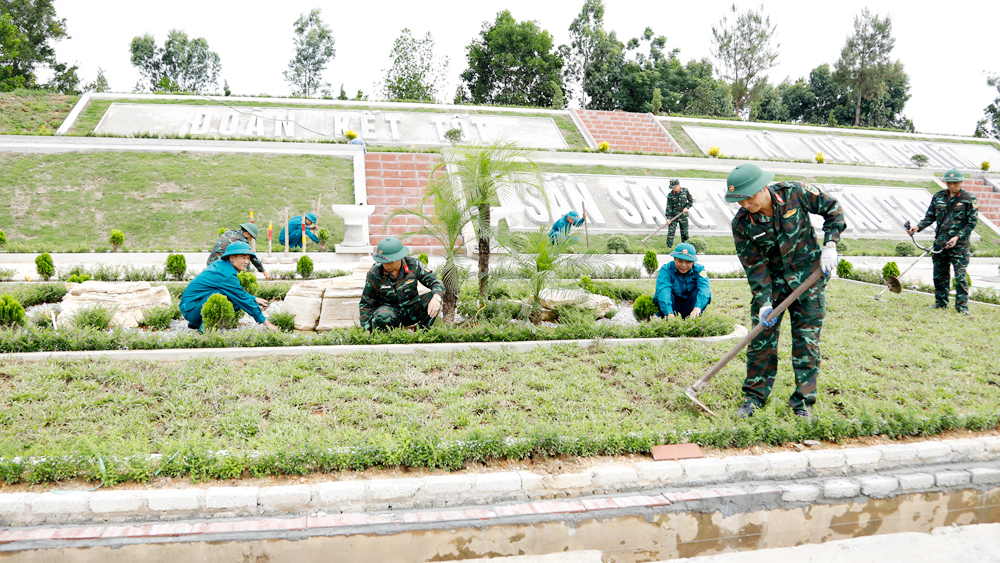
left=0, top=280, right=997, bottom=483
left=0, top=152, right=354, bottom=252
left=0, top=90, right=78, bottom=135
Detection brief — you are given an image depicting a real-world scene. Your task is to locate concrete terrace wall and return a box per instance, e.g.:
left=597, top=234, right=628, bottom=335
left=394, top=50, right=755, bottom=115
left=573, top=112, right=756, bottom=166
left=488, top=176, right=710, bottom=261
left=364, top=152, right=449, bottom=254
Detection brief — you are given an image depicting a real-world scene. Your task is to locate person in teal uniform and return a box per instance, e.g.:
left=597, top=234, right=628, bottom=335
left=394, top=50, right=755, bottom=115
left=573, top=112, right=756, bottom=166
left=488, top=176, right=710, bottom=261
left=653, top=242, right=712, bottom=320
left=278, top=212, right=320, bottom=249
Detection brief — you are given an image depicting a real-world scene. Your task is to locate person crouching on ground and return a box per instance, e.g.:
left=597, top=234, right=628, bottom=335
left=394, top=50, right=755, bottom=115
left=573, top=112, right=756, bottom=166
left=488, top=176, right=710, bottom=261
left=207, top=222, right=271, bottom=280
left=360, top=236, right=445, bottom=332
left=278, top=212, right=320, bottom=249
left=654, top=243, right=711, bottom=320
left=548, top=210, right=587, bottom=244
left=180, top=241, right=278, bottom=332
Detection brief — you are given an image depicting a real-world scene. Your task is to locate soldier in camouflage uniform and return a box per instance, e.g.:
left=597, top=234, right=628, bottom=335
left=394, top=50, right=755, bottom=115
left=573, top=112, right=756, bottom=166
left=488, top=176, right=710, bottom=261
left=207, top=222, right=271, bottom=280
left=360, top=237, right=445, bottom=331
left=665, top=179, right=694, bottom=248
left=726, top=164, right=845, bottom=419
left=907, top=168, right=978, bottom=315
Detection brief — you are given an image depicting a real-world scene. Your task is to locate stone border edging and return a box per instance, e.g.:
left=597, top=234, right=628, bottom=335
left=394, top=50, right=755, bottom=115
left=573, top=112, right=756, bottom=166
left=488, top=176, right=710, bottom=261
left=0, top=436, right=996, bottom=529
left=1, top=325, right=749, bottom=363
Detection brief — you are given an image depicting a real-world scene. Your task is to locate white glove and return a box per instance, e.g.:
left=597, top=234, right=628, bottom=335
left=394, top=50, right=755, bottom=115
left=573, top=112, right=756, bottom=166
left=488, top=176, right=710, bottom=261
left=759, top=302, right=777, bottom=328
left=821, top=241, right=838, bottom=276
left=427, top=294, right=443, bottom=317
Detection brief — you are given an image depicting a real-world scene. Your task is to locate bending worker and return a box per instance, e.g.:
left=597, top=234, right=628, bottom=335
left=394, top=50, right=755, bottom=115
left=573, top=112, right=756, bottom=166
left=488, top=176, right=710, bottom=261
left=654, top=243, right=711, bottom=320
left=665, top=178, right=694, bottom=248
left=726, top=163, right=844, bottom=420
left=907, top=168, right=978, bottom=315
left=360, top=236, right=445, bottom=331
left=208, top=222, right=271, bottom=280
left=180, top=241, right=278, bottom=332
left=278, top=212, right=320, bottom=249
left=548, top=210, right=587, bottom=244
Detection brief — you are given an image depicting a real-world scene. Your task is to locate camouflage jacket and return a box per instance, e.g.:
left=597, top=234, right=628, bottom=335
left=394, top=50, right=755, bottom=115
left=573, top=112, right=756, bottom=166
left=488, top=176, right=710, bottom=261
left=915, top=189, right=978, bottom=248
left=666, top=188, right=694, bottom=216
left=732, top=181, right=845, bottom=307
left=207, top=230, right=266, bottom=273
left=359, top=256, right=445, bottom=330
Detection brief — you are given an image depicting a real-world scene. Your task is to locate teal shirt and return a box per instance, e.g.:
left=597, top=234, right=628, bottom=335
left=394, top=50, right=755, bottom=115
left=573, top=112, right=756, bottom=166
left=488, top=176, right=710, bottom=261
left=179, top=259, right=266, bottom=326
left=654, top=261, right=712, bottom=314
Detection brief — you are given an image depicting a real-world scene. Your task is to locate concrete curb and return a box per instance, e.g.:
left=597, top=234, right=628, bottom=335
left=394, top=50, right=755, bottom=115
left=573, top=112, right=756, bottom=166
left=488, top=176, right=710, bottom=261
left=1, top=324, right=749, bottom=363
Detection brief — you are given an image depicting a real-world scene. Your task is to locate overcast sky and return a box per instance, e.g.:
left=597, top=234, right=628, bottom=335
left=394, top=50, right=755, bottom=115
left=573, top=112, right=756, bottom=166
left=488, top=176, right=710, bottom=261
left=51, top=0, right=999, bottom=136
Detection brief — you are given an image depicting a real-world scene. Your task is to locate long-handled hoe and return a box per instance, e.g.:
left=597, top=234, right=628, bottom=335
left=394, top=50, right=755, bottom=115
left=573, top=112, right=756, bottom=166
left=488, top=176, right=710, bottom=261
left=873, top=220, right=943, bottom=301
left=640, top=210, right=689, bottom=243
left=684, top=267, right=825, bottom=417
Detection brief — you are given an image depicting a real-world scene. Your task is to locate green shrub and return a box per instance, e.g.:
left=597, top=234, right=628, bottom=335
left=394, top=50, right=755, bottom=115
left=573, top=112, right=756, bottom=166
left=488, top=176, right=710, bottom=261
left=268, top=311, right=296, bottom=332
left=444, top=127, right=463, bottom=144
left=895, top=242, right=915, bottom=257
left=578, top=276, right=642, bottom=302
left=256, top=282, right=292, bottom=301
left=297, top=255, right=314, bottom=279
left=836, top=239, right=850, bottom=254
left=417, top=252, right=429, bottom=265
left=632, top=295, right=657, bottom=321
left=67, top=274, right=91, bottom=284
left=553, top=303, right=596, bottom=325
left=0, top=229, right=6, bottom=249
left=837, top=259, right=853, bottom=279
left=140, top=304, right=181, bottom=331
left=201, top=294, right=239, bottom=331
left=35, top=253, right=54, bottom=280
left=604, top=309, right=616, bottom=319
left=911, top=154, right=929, bottom=168
left=970, top=242, right=978, bottom=254
left=0, top=268, right=15, bottom=282
left=0, top=295, right=25, bottom=328
left=237, top=271, right=259, bottom=296
left=218, top=227, right=227, bottom=236
left=109, top=229, right=125, bottom=252
left=643, top=250, right=658, bottom=277
left=596, top=265, right=642, bottom=279
left=468, top=300, right=522, bottom=323
left=6, top=283, right=66, bottom=307
left=166, top=254, right=187, bottom=280
left=606, top=234, right=629, bottom=253
left=72, top=304, right=116, bottom=330
left=688, top=238, right=708, bottom=254
left=882, top=261, right=901, bottom=280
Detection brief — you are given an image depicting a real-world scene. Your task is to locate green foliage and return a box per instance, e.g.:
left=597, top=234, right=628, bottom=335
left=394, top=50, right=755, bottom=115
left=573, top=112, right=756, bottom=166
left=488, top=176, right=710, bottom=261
left=911, top=154, right=929, bottom=168
left=417, top=252, right=429, bottom=265
left=578, top=276, right=641, bottom=302
left=836, top=239, right=850, bottom=254
left=201, top=294, right=238, bottom=331
left=255, top=282, right=293, bottom=301
left=218, top=227, right=226, bottom=236
left=284, top=9, right=336, bottom=97
left=552, top=303, right=596, bottom=325
left=595, top=265, right=641, bottom=279
left=815, top=152, right=825, bottom=164
left=687, top=238, right=708, bottom=254
left=632, top=295, right=657, bottom=321
left=605, top=234, right=629, bottom=253
left=711, top=4, right=779, bottom=117
left=140, top=304, right=181, bottom=331
left=974, top=74, right=999, bottom=140
left=837, top=259, right=853, bottom=279
left=35, top=252, right=54, bottom=280
left=66, top=273, right=90, bottom=283
left=0, top=229, right=5, bottom=248
left=832, top=9, right=907, bottom=128
left=982, top=161, right=992, bottom=172
left=551, top=81, right=564, bottom=110
left=2, top=283, right=66, bottom=307
left=130, top=30, right=221, bottom=93
left=165, top=254, right=187, bottom=280
left=597, top=141, right=610, bottom=153
left=109, top=229, right=125, bottom=251
left=895, top=242, right=915, bottom=257
left=237, top=271, right=259, bottom=296
left=0, top=267, right=14, bottom=282
left=642, top=250, right=658, bottom=277
left=72, top=304, right=115, bottom=331
left=381, top=28, right=447, bottom=102
left=0, top=295, right=25, bottom=328
left=296, top=255, right=314, bottom=279
left=267, top=311, right=296, bottom=332
left=444, top=128, right=463, bottom=144
left=650, top=87, right=662, bottom=115
left=882, top=261, right=901, bottom=279
left=317, top=228, right=330, bottom=249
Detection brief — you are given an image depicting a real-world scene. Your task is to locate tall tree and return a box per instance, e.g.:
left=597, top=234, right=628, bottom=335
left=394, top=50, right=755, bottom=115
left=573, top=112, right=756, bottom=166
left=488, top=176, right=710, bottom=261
left=0, top=0, right=67, bottom=88
left=380, top=28, right=448, bottom=102
left=283, top=9, right=335, bottom=98
left=975, top=74, right=1000, bottom=140
left=833, top=9, right=896, bottom=127
left=710, top=3, right=779, bottom=118
left=0, top=12, right=25, bottom=90
left=461, top=10, right=563, bottom=107
left=564, top=0, right=623, bottom=110
left=130, top=30, right=221, bottom=93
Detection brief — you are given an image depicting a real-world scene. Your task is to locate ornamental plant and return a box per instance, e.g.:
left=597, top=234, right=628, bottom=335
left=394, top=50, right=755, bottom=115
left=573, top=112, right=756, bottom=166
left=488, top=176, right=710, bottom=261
left=836, top=239, right=850, bottom=254
left=815, top=152, right=825, bottom=164
left=895, top=242, right=915, bottom=257
left=317, top=228, right=330, bottom=250
left=35, top=253, right=54, bottom=280
left=73, top=304, right=115, bottom=330
left=632, top=295, right=657, bottom=322
left=836, top=259, right=853, bottom=279
left=237, top=271, right=259, bottom=296
left=444, top=128, right=463, bottom=144
left=882, top=261, right=901, bottom=280
left=0, top=294, right=25, bottom=328
left=606, top=234, right=629, bottom=254
left=109, top=229, right=125, bottom=252
left=688, top=238, right=708, bottom=254
left=297, top=255, right=314, bottom=279
left=201, top=293, right=238, bottom=330
left=982, top=161, right=991, bottom=172
left=140, top=304, right=181, bottom=331
left=344, top=130, right=358, bottom=141
left=67, top=274, right=91, bottom=283
left=707, top=146, right=721, bottom=158
left=165, top=254, right=187, bottom=280
left=268, top=311, right=296, bottom=332
left=597, top=141, right=610, bottom=153
left=218, top=227, right=227, bottom=236
left=0, top=229, right=6, bottom=249
left=643, top=250, right=658, bottom=277
left=418, top=252, right=429, bottom=265
left=911, top=154, right=929, bottom=168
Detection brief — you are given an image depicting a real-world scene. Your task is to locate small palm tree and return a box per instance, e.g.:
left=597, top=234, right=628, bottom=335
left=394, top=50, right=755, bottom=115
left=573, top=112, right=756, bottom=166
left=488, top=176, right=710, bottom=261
left=435, top=140, right=543, bottom=301
left=386, top=177, right=472, bottom=323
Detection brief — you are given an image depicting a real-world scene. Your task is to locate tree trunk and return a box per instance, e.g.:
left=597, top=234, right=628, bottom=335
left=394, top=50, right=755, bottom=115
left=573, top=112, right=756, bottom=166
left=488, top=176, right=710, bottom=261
left=442, top=289, right=458, bottom=324
left=854, top=71, right=863, bottom=127
left=477, top=204, right=491, bottom=301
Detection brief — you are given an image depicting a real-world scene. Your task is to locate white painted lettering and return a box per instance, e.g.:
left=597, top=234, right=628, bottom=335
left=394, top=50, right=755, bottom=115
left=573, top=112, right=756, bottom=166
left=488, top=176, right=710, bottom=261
left=433, top=118, right=448, bottom=141
left=275, top=113, right=294, bottom=137
left=189, top=110, right=211, bottom=134
left=334, top=114, right=351, bottom=136
left=522, top=189, right=549, bottom=224
left=629, top=185, right=665, bottom=227
left=218, top=111, right=240, bottom=135
left=609, top=185, right=641, bottom=226
left=688, top=204, right=716, bottom=229
left=384, top=115, right=402, bottom=140
left=360, top=115, right=376, bottom=138
left=564, top=182, right=607, bottom=226
left=244, top=110, right=265, bottom=136
left=545, top=181, right=574, bottom=219
left=472, top=119, right=488, bottom=141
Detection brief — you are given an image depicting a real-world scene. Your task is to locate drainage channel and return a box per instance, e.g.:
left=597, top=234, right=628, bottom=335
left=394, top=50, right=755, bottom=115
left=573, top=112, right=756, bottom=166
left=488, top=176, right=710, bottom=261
left=0, top=437, right=997, bottom=562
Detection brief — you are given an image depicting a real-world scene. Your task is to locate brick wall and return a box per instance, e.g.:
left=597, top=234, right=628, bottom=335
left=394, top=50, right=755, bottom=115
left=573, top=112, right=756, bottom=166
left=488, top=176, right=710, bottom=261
left=571, top=109, right=681, bottom=154
left=960, top=178, right=1000, bottom=224
left=365, top=153, right=450, bottom=255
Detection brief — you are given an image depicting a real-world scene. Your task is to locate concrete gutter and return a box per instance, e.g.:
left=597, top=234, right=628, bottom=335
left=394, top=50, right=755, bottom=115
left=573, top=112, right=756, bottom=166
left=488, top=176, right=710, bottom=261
left=1, top=325, right=748, bottom=363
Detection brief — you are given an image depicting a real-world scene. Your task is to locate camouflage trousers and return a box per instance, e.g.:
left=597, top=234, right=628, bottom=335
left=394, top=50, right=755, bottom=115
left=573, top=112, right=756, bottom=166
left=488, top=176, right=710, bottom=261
left=665, top=217, right=689, bottom=248
left=368, top=292, right=437, bottom=332
left=931, top=245, right=970, bottom=312
left=743, top=282, right=826, bottom=410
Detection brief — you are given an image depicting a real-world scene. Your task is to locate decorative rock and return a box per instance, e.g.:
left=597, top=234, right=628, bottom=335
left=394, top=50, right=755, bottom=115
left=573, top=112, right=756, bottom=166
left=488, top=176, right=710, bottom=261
left=897, top=473, right=935, bottom=491
left=875, top=445, right=917, bottom=464
left=537, top=288, right=614, bottom=319
left=823, top=479, right=861, bottom=499
left=258, top=485, right=311, bottom=512
left=780, top=484, right=820, bottom=502
left=803, top=440, right=821, bottom=447
left=205, top=487, right=259, bottom=510
left=147, top=490, right=202, bottom=512
left=635, top=461, right=683, bottom=483
left=969, top=467, right=1000, bottom=485
left=57, top=281, right=171, bottom=328
left=934, top=471, right=971, bottom=487
left=858, top=475, right=898, bottom=497
left=978, top=436, right=1000, bottom=455
left=517, top=471, right=545, bottom=491
left=314, top=481, right=365, bottom=504
left=89, top=491, right=146, bottom=514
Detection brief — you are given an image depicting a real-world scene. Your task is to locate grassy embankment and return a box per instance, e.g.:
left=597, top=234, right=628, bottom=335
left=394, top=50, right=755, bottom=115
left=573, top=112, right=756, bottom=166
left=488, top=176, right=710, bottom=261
left=0, top=280, right=996, bottom=483
left=0, top=89, right=78, bottom=135
left=0, top=152, right=354, bottom=252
